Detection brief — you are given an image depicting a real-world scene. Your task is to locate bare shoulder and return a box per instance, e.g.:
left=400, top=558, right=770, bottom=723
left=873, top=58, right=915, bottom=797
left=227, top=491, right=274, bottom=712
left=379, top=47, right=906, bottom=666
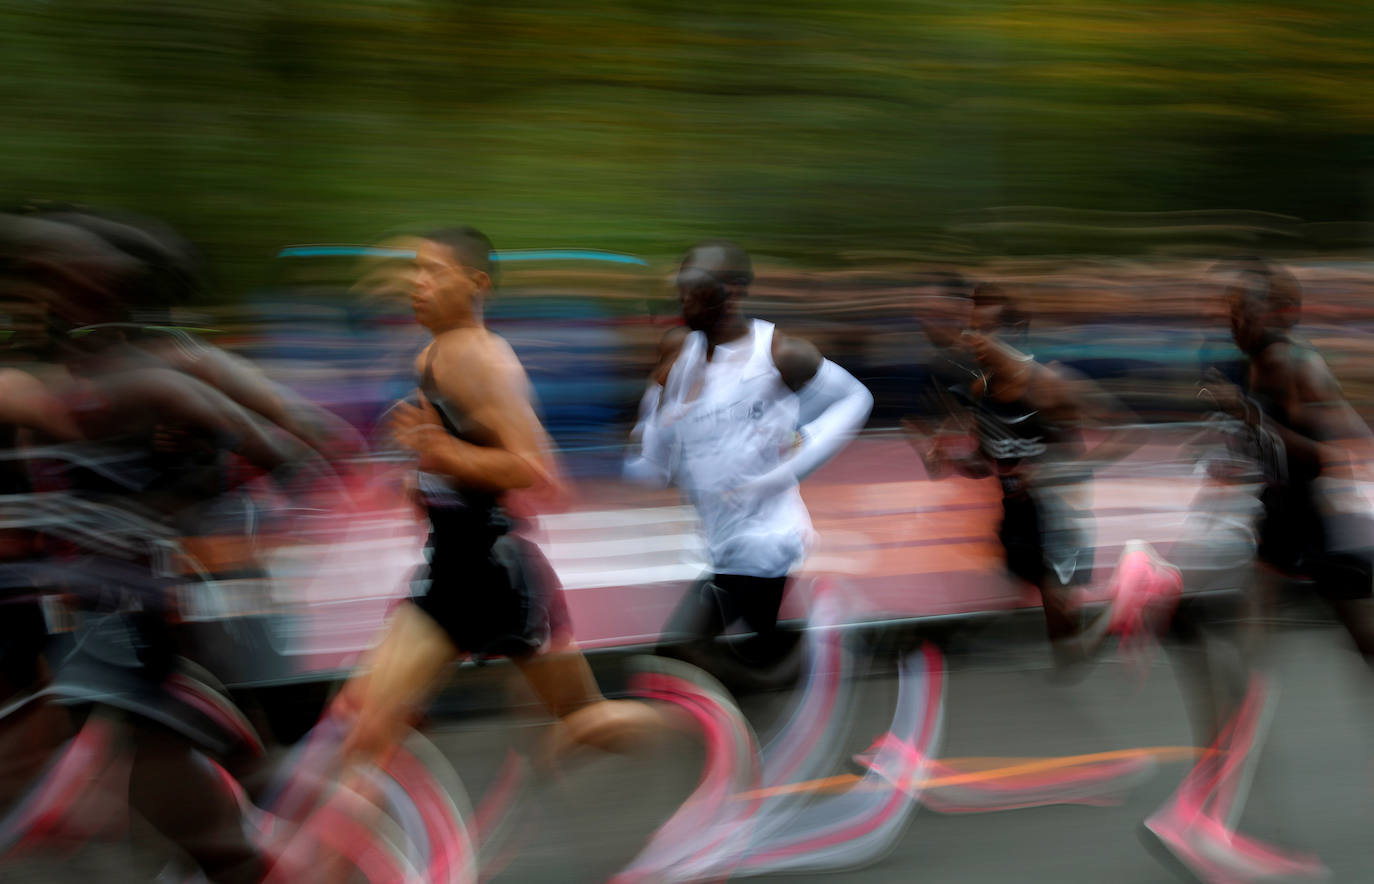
left=0, top=369, right=56, bottom=424
left=1293, top=345, right=1344, bottom=403
left=652, top=325, right=690, bottom=386
left=0, top=367, right=48, bottom=400
left=770, top=329, right=823, bottom=392
left=478, top=331, right=531, bottom=387
left=430, top=330, right=530, bottom=408
left=1252, top=340, right=1304, bottom=383
left=658, top=325, right=689, bottom=355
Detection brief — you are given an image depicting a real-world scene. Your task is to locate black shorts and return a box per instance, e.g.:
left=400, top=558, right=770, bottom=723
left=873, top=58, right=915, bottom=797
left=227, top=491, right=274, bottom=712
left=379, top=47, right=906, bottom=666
left=50, top=612, right=258, bottom=758
left=999, top=491, right=1091, bottom=589
left=1257, top=485, right=1373, bottom=601
left=410, top=506, right=571, bottom=659
left=664, top=573, right=789, bottom=642
left=0, top=598, right=48, bottom=692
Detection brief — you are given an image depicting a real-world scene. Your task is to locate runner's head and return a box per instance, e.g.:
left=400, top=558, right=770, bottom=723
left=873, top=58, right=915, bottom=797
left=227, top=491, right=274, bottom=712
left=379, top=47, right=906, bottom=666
left=412, top=226, right=496, bottom=332
left=0, top=212, right=141, bottom=357
left=36, top=209, right=205, bottom=324
left=966, top=282, right=1030, bottom=363
left=676, top=240, right=752, bottom=333
left=915, top=270, right=972, bottom=349
left=1218, top=257, right=1300, bottom=355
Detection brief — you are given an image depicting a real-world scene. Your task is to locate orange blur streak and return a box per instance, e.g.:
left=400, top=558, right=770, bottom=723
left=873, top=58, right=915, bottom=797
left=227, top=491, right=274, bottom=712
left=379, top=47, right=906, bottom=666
left=734, top=745, right=1210, bottom=801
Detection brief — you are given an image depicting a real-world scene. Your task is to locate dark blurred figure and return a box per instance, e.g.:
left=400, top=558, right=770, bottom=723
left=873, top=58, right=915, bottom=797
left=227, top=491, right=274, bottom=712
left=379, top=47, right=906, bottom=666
left=0, top=353, right=85, bottom=822
left=0, top=210, right=335, bottom=882
left=29, top=206, right=363, bottom=467
left=30, top=206, right=366, bottom=741
left=627, top=241, right=872, bottom=694
left=1133, top=258, right=1374, bottom=883
left=905, top=282, right=1135, bottom=666
left=913, top=271, right=982, bottom=416
left=1204, top=258, right=1374, bottom=659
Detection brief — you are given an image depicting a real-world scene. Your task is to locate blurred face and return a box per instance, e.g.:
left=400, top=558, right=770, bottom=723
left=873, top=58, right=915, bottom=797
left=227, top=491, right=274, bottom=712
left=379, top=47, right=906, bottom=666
left=917, top=294, right=973, bottom=349
left=676, top=269, right=734, bottom=333
left=965, top=303, right=1008, bottom=364
left=1228, top=284, right=1269, bottom=354
left=410, top=239, right=487, bottom=331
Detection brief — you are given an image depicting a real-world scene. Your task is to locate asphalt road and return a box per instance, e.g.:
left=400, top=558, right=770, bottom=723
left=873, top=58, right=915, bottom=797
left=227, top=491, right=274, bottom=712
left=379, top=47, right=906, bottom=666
left=431, top=610, right=1374, bottom=884
left=6, top=607, right=1372, bottom=883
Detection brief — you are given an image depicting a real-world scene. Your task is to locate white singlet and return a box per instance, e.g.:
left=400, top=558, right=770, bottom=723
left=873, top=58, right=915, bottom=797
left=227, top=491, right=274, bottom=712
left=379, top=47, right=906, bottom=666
left=659, top=319, right=813, bottom=577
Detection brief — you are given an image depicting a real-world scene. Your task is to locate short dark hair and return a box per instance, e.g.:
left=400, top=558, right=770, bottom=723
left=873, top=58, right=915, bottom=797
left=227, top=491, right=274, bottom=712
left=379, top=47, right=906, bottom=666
left=424, top=226, right=497, bottom=286
left=681, top=240, right=753, bottom=288
left=1223, top=257, right=1301, bottom=311
left=972, top=282, right=1030, bottom=330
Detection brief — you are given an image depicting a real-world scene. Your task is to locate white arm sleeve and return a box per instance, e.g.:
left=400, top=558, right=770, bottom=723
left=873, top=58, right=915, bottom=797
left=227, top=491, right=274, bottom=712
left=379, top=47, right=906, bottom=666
left=623, top=383, right=676, bottom=487
left=734, top=360, right=872, bottom=497
left=788, top=358, right=874, bottom=481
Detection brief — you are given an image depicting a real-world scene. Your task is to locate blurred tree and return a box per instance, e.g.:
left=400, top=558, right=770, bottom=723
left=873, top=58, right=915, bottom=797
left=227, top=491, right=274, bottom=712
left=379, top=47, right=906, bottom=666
left=0, top=0, right=1369, bottom=295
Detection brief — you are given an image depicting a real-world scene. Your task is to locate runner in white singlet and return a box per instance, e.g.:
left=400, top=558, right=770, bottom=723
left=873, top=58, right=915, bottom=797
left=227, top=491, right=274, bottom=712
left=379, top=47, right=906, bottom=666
left=627, top=241, right=872, bottom=693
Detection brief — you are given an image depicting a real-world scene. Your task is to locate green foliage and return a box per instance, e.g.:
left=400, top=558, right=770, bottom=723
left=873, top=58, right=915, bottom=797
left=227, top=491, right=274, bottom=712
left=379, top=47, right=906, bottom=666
left=2, top=0, right=1370, bottom=295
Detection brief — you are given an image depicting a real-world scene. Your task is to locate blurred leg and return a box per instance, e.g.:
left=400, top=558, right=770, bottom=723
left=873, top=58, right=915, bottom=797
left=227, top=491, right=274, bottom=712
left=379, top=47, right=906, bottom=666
left=517, top=642, right=676, bottom=758
left=336, top=601, right=459, bottom=764
left=656, top=576, right=730, bottom=673
left=127, top=718, right=265, bottom=884
left=1329, top=597, right=1374, bottom=663
left=727, top=575, right=795, bottom=665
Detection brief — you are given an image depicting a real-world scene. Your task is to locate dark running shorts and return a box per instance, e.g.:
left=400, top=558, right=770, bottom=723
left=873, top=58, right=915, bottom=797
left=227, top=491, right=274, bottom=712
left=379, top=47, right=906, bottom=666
left=999, top=491, right=1092, bottom=589
left=410, top=506, right=572, bottom=660
left=1257, top=485, right=1374, bottom=601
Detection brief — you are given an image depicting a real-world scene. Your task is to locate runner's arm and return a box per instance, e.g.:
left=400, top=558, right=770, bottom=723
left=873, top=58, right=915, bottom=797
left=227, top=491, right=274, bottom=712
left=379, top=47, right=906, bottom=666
left=391, top=342, right=554, bottom=494
left=623, top=383, right=676, bottom=487
left=1290, top=353, right=1374, bottom=477
left=757, top=335, right=874, bottom=485
left=623, top=327, right=688, bottom=487
left=0, top=369, right=82, bottom=440
left=156, top=339, right=365, bottom=460
left=78, top=367, right=313, bottom=474
left=1043, top=363, right=1140, bottom=467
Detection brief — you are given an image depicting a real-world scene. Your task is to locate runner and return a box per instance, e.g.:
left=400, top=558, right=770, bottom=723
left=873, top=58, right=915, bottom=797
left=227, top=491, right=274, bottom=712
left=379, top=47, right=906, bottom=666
left=0, top=368, right=85, bottom=816
left=0, top=211, right=311, bottom=883
left=336, top=226, right=676, bottom=766
left=1139, top=258, right=1374, bottom=882
left=1214, top=258, right=1374, bottom=660
left=626, top=240, right=873, bottom=693
left=904, top=282, right=1136, bottom=668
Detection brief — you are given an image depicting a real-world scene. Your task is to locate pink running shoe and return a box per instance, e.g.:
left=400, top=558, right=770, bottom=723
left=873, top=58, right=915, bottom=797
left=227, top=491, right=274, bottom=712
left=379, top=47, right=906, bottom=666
left=1142, top=810, right=1329, bottom=884
left=1105, top=540, right=1184, bottom=641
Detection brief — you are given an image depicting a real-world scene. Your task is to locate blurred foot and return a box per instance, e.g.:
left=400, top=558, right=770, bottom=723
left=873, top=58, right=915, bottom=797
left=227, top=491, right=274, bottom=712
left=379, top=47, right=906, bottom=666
left=1076, top=540, right=1183, bottom=671
left=1103, top=540, right=1183, bottom=639
left=1142, top=809, right=1329, bottom=884
left=1047, top=631, right=1097, bottom=683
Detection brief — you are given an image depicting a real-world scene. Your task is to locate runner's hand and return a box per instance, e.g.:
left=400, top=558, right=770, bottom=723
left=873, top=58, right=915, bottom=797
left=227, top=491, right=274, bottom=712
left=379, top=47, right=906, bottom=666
left=1200, top=370, right=1253, bottom=425
left=903, top=417, right=957, bottom=477
left=389, top=393, right=450, bottom=469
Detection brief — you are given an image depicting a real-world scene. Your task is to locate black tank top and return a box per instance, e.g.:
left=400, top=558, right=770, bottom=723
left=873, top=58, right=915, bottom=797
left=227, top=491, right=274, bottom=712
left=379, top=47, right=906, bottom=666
left=953, top=379, right=1081, bottom=497
left=415, top=345, right=500, bottom=517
